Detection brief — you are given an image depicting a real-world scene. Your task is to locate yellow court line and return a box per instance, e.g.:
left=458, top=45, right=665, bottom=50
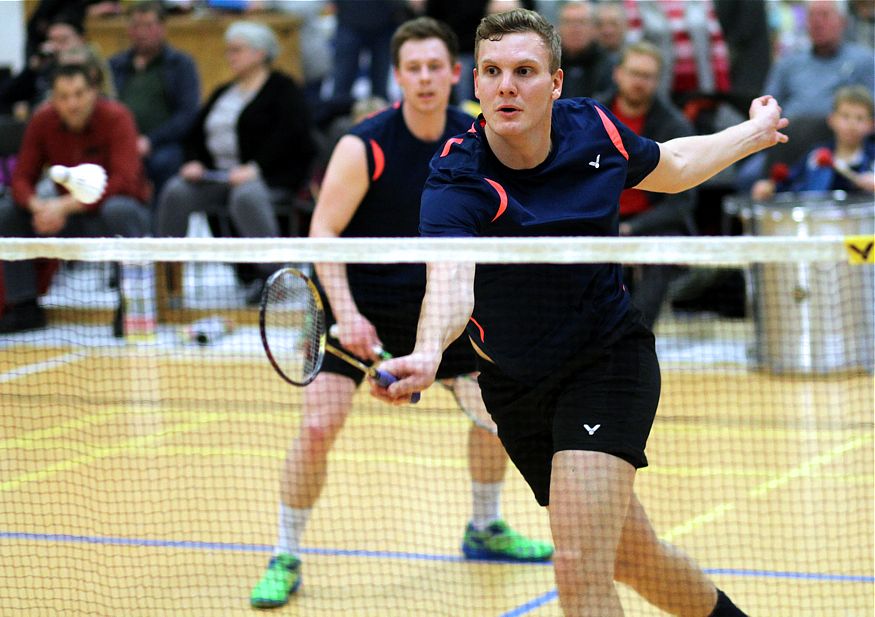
left=138, top=445, right=470, bottom=470
left=0, top=410, right=128, bottom=451
left=654, top=422, right=874, bottom=440
left=661, top=434, right=873, bottom=543
left=0, top=409, right=473, bottom=492
left=642, top=465, right=872, bottom=484
left=10, top=432, right=870, bottom=483
left=0, top=413, right=225, bottom=492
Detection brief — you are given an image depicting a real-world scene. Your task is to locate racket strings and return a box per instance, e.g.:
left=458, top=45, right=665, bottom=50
left=263, top=270, right=325, bottom=385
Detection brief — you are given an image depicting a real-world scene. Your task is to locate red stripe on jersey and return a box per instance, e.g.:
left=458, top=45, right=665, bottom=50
left=370, top=139, right=385, bottom=181
left=469, top=317, right=485, bottom=342
left=595, top=106, right=629, bottom=160
left=440, top=137, right=464, bottom=157
left=485, top=178, right=508, bottom=222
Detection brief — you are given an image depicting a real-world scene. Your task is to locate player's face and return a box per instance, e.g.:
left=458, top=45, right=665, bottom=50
left=394, top=38, right=460, bottom=114
left=474, top=32, right=562, bottom=138
left=828, top=101, right=874, bottom=148
left=52, top=74, right=98, bottom=132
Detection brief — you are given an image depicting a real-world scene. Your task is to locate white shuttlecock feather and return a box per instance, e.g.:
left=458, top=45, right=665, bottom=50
left=49, top=164, right=107, bottom=205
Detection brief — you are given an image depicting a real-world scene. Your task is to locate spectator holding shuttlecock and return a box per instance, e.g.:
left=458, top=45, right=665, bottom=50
left=0, top=63, right=151, bottom=334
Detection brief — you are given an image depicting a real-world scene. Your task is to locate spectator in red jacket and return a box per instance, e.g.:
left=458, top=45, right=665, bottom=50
left=0, top=63, right=150, bottom=334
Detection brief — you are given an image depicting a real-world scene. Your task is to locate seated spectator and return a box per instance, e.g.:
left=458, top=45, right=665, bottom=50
left=25, top=1, right=119, bottom=60
left=752, top=85, right=874, bottom=200
left=0, top=63, right=151, bottom=334
left=557, top=0, right=614, bottom=100
left=595, top=41, right=696, bottom=329
left=156, top=21, right=317, bottom=301
left=0, top=14, right=113, bottom=118
left=109, top=1, right=200, bottom=203
left=736, top=0, right=874, bottom=194
left=764, top=0, right=874, bottom=120
left=847, top=0, right=875, bottom=50
left=595, top=0, right=628, bottom=68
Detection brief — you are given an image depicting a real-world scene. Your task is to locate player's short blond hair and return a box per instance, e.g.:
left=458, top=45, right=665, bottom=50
left=475, top=8, right=562, bottom=73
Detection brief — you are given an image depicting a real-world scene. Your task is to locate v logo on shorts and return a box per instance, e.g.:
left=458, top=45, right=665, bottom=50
left=583, top=424, right=601, bottom=435
left=588, top=154, right=601, bottom=169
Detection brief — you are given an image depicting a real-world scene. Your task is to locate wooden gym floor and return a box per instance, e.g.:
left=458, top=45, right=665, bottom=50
left=0, top=324, right=872, bottom=616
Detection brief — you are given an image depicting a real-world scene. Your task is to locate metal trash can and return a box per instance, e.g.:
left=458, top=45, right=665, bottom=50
left=734, top=191, right=873, bottom=373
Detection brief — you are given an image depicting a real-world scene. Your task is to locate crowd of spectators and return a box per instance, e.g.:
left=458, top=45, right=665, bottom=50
left=0, top=0, right=872, bottom=334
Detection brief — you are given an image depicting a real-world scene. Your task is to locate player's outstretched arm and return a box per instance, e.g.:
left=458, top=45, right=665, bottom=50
left=370, top=261, right=475, bottom=404
left=637, top=95, right=789, bottom=195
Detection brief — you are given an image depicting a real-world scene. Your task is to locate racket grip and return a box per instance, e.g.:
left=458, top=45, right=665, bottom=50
left=373, top=369, right=421, bottom=404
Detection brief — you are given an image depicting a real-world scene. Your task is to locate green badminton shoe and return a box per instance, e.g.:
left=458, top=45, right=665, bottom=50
left=462, top=519, right=553, bottom=562
left=250, top=553, right=301, bottom=608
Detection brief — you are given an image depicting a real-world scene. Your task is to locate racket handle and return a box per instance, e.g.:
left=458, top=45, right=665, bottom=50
left=373, top=369, right=421, bottom=404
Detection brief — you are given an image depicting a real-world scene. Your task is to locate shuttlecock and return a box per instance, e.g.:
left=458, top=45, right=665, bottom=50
left=49, top=164, right=107, bottom=204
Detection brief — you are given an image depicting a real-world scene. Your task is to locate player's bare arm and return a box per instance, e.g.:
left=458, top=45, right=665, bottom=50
left=372, top=261, right=475, bottom=404
left=637, top=95, right=789, bottom=194
left=310, top=135, right=383, bottom=361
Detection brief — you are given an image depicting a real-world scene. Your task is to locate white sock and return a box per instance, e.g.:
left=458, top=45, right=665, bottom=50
left=470, top=481, right=503, bottom=530
left=275, top=503, right=311, bottom=557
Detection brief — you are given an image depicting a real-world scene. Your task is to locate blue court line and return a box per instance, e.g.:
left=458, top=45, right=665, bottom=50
left=0, top=530, right=546, bottom=566
left=2, top=530, right=871, bottom=585
left=3, top=529, right=872, bottom=617
left=499, top=589, right=559, bottom=617
left=702, top=567, right=874, bottom=584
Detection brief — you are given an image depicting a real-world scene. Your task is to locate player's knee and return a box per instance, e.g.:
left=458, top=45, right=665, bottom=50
left=553, top=547, right=615, bottom=585
left=299, top=415, right=345, bottom=454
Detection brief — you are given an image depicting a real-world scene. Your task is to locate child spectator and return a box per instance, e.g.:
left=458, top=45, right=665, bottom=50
left=752, top=85, right=874, bottom=200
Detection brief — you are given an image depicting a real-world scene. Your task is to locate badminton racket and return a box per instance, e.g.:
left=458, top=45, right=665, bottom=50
left=259, top=268, right=420, bottom=403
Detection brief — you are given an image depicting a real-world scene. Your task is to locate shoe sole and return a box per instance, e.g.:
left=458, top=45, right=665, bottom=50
left=462, top=545, right=553, bottom=562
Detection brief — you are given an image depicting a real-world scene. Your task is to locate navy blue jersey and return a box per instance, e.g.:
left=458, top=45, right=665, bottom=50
left=420, top=98, right=660, bottom=382
left=343, top=103, right=474, bottom=305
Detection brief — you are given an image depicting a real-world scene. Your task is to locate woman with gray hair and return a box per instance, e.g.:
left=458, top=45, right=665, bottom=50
left=156, top=20, right=317, bottom=302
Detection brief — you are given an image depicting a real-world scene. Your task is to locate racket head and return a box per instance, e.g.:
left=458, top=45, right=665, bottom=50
left=259, top=268, right=327, bottom=386
left=442, top=376, right=497, bottom=434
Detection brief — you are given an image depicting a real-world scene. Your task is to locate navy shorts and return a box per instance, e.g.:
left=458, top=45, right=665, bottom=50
left=322, top=299, right=477, bottom=384
left=477, top=320, right=660, bottom=506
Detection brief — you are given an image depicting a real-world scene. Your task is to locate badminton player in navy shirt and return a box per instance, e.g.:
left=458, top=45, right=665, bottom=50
left=250, top=17, right=553, bottom=610
left=376, top=8, right=790, bottom=617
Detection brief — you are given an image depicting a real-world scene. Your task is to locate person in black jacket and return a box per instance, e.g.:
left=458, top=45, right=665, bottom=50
left=156, top=21, right=316, bottom=295
left=595, top=41, right=697, bottom=328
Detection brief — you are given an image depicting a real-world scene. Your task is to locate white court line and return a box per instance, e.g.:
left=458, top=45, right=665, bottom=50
left=0, top=351, right=87, bottom=384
